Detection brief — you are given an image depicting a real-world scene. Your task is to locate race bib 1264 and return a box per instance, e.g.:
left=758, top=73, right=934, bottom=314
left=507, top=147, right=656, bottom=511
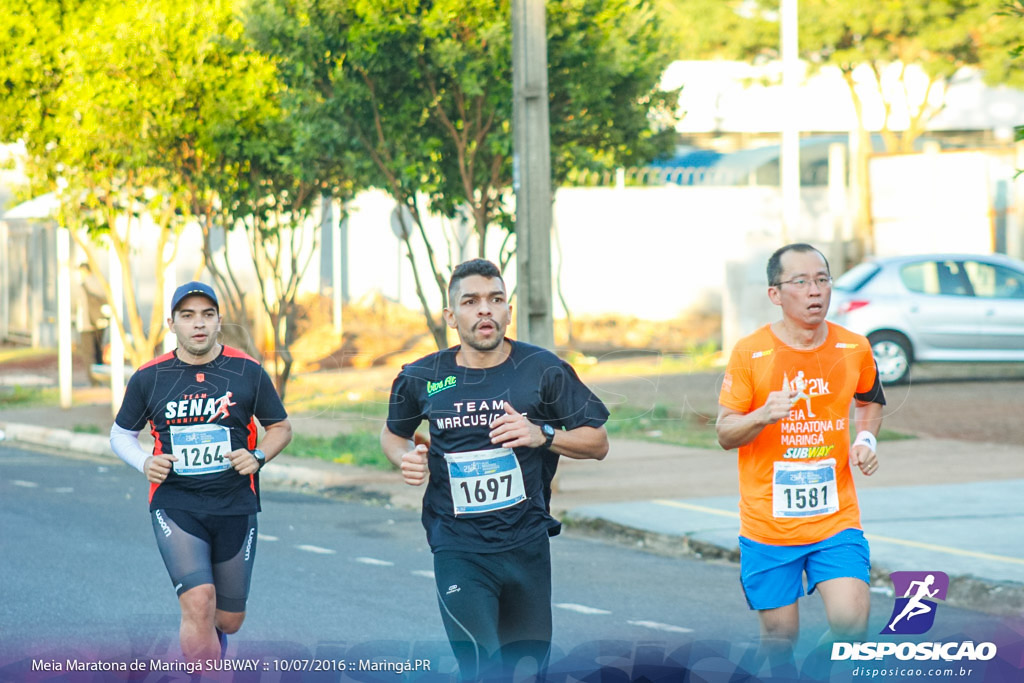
left=170, top=424, right=232, bottom=476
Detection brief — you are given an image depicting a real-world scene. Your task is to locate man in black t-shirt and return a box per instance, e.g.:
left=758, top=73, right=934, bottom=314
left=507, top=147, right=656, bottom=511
left=381, top=259, right=609, bottom=679
left=109, top=281, right=292, bottom=662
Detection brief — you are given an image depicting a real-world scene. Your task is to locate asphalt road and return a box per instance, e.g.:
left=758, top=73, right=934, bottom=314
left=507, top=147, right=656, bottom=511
left=1, top=444, right=1008, bottom=682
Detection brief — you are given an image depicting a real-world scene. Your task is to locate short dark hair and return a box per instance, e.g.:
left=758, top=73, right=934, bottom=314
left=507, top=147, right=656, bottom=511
left=767, top=243, right=830, bottom=285
left=448, top=259, right=504, bottom=301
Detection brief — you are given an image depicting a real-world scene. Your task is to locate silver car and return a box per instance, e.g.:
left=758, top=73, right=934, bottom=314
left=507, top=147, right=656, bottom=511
left=827, top=253, right=1024, bottom=383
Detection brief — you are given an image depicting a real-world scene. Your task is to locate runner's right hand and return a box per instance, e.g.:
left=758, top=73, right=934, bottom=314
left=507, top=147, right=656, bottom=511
left=761, top=390, right=797, bottom=424
left=401, top=444, right=429, bottom=486
left=144, top=453, right=177, bottom=484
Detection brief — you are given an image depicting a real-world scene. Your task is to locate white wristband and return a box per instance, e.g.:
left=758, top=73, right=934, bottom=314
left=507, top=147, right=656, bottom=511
left=853, top=430, right=877, bottom=454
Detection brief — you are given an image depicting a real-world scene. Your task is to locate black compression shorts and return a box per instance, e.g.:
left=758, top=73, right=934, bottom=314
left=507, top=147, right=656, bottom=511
left=433, top=534, right=552, bottom=680
left=151, top=509, right=257, bottom=612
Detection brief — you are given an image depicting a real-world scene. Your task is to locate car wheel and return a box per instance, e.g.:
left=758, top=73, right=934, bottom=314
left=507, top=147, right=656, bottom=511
left=869, top=332, right=912, bottom=385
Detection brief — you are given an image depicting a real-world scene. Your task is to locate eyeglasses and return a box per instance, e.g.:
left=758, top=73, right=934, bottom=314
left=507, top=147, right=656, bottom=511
left=772, top=276, right=833, bottom=289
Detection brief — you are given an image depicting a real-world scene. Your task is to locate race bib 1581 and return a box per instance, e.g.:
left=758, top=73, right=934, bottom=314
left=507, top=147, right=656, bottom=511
left=772, top=458, right=839, bottom=518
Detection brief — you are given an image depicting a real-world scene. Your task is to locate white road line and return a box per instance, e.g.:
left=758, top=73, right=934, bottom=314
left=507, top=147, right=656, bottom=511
left=626, top=620, right=694, bottom=634
left=257, top=534, right=279, bottom=542
left=296, top=544, right=337, bottom=555
left=11, top=480, right=38, bottom=488
left=355, top=557, right=395, bottom=567
left=411, top=570, right=435, bottom=579
left=554, top=603, right=612, bottom=616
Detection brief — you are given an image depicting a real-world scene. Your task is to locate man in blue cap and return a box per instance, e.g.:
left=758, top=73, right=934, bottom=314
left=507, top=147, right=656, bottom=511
left=109, top=281, right=292, bottom=661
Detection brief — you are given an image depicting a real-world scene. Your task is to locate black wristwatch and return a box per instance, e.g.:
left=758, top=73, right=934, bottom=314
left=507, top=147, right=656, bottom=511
left=540, top=423, right=556, bottom=449
left=251, top=448, right=266, bottom=468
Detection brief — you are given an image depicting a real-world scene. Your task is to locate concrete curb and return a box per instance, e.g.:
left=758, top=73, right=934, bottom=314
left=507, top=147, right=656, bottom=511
left=0, top=421, right=112, bottom=458
left=0, top=420, right=407, bottom=503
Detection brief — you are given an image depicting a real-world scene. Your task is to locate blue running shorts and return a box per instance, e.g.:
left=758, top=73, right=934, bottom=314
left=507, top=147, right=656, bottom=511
left=739, top=528, right=870, bottom=611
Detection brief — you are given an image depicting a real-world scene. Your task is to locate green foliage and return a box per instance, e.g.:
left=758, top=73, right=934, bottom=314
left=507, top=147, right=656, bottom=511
left=0, top=1, right=94, bottom=195
left=655, top=0, right=777, bottom=61
left=760, top=0, right=1024, bottom=151
left=788, top=0, right=1024, bottom=86
left=548, top=0, right=680, bottom=180
left=4, top=0, right=680, bottom=360
left=288, top=431, right=395, bottom=470
left=669, top=1, right=1024, bottom=153
left=1, top=0, right=351, bottom=391
left=1, top=0, right=281, bottom=367
left=604, top=402, right=722, bottom=449
left=72, top=424, right=103, bottom=434
left=1004, top=0, right=1024, bottom=160
left=0, top=386, right=59, bottom=407
left=243, top=0, right=680, bottom=349
left=604, top=402, right=916, bottom=448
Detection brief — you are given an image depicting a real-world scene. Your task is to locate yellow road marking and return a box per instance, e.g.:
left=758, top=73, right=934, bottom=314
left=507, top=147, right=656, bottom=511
left=865, top=534, right=1024, bottom=566
left=653, top=499, right=739, bottom=519
left=651, top=500, right=1024, bottom=566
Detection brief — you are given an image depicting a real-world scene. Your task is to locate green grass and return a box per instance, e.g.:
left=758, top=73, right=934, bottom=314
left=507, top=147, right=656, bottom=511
left=875, top=428, right=916, bottom=442
left=605, top=403, right=722, bottom=449
left=72, top=424, right=103, bottom=434
left=286, top=394, right=391, bottom=420
left=287, top=431, right=394, bottom=470
left=605, top=402, right=918, bottom=449
left=0, top=386, right=59, bottom=407
left=572, top=344, right=723, bottom=380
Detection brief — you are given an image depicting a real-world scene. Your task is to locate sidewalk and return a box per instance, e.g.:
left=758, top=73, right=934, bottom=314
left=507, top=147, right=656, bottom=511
left=3, top=401, right=1024, bottom=615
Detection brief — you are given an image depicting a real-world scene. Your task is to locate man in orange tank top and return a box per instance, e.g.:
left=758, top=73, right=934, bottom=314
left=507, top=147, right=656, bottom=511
left=717, top=244, right=885, bottom=676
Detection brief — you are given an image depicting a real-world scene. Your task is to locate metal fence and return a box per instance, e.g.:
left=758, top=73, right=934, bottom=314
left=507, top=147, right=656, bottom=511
left=0, top=219, right=58, bottom=345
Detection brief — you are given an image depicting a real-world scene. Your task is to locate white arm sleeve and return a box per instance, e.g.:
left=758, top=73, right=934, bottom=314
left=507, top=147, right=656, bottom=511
left=109, top=423, right=150, bottom=473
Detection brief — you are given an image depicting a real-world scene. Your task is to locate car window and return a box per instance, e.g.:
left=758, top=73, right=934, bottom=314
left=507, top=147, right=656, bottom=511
left=963, top=261, right=1024, bottom=299
left=900, top=262, right=940, bottom=295
left=900, top=261, right=974, bottom=297
left=833, top=263, right=880, bottom=292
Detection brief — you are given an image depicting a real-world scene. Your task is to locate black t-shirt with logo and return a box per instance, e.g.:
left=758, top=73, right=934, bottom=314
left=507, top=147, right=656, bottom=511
left=386, top=339, right=610, bottom=553
left=115, top=345, right=287, bottom=515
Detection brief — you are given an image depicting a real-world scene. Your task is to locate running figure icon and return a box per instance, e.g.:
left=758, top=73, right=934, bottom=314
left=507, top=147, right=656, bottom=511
left=788, top=371, right=817, bottom=418
left=888, top=574, right=939, bottom=631
left=208, top=391, right=236, bottom=422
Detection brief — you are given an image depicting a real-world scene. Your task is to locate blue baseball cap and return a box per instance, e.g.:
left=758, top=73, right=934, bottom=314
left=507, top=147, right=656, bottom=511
left=170, top=281, right=219, bottom=313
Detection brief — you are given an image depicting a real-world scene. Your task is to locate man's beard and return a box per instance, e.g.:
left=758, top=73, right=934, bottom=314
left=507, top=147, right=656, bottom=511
left=462, top=322, right=505, bottom=352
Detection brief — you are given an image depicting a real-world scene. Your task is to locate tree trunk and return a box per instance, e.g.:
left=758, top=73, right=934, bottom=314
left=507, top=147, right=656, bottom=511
left=842, top=69, right=876, bottom=258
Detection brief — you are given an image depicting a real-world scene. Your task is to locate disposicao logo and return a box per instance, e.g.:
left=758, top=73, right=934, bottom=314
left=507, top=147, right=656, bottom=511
left=882, top=570, right=948, bottom=635
left=831, top=570, right=998, bottom=663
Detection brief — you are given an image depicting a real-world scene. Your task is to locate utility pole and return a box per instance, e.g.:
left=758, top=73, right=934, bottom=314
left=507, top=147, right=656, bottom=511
left=512, top=0, right=554, bottom=349
left=108, top=236, right=125, bottom=416
left=780, top=0, right=800, bottom=242
left=57, top=227, right=72, bottom=409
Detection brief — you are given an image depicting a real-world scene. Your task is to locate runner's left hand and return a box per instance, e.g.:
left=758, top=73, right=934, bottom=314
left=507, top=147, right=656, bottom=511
left=851, top=444, right=878, bottom=476
left=228, top=448, right=260, bottom=476
left=489, top=402, right=542, bottom=449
